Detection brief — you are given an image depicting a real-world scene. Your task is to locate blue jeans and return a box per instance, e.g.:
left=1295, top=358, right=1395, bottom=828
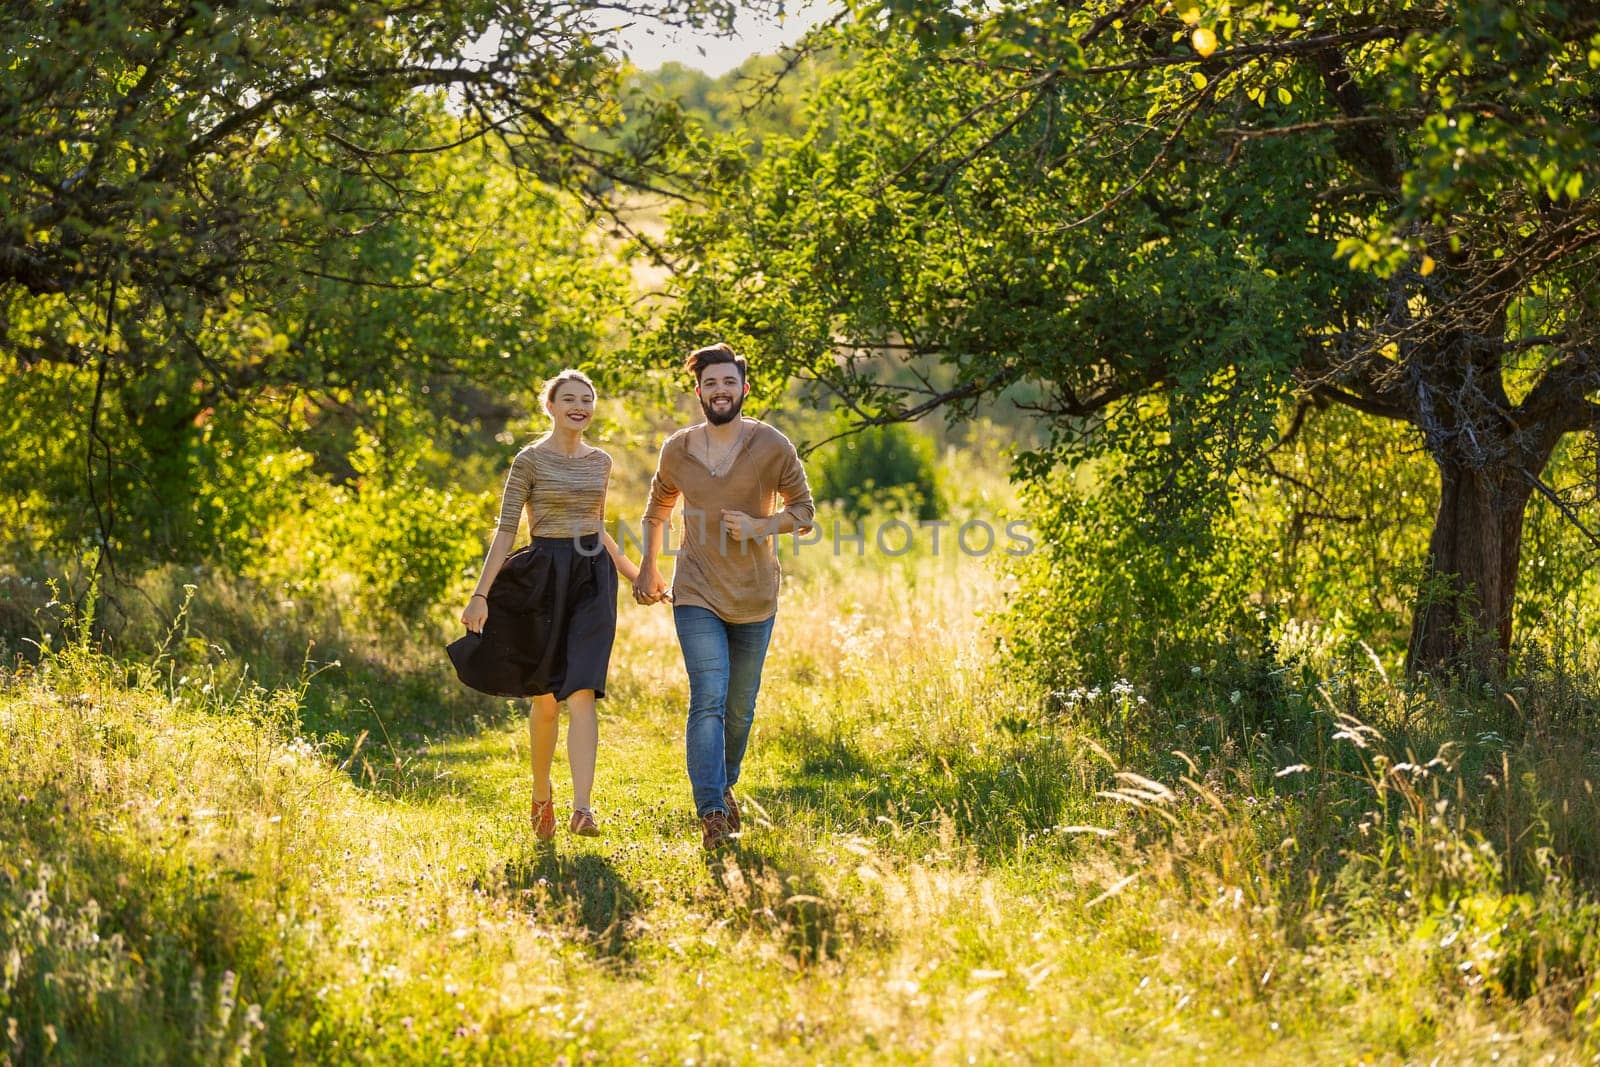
left=673, top=605, right=777, bottom=817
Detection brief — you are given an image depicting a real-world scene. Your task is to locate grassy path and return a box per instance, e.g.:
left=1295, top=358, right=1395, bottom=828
left=0, top=551, right=1576, bottom=1063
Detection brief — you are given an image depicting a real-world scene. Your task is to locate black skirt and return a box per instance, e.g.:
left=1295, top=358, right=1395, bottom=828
left=447, top=534, right=618, bottom=700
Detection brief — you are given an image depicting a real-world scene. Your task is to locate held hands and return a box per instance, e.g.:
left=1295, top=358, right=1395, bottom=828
left=720, top=509, right=768, bottom=543
left=632, top=564, right=669, bottom=606
left=461, top=595, right=488, bottom=633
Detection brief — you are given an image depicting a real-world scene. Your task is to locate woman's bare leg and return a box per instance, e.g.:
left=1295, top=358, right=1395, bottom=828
left=529, top=693, right=560, bottom=801
left=565, top=689, right=598, bottom=811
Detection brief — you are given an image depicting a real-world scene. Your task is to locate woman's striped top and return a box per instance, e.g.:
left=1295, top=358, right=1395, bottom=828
left=496, top=441, right=612, bottom=539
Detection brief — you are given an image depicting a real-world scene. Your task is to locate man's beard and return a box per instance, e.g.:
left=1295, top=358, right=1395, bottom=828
left=700, top=392, right=744, bottom=426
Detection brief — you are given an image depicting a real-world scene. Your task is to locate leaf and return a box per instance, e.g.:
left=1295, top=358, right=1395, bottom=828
left=1191, top=27, right=1217, bottom=58
left=1419, top=255, right=1435, bottom=276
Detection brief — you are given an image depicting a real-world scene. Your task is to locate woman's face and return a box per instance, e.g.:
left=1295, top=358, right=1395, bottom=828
left=547, top=383, right=596, bottom=431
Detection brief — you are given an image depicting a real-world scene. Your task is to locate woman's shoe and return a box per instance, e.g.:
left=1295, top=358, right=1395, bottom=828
left=530, top=787, right=557, bottom=842
left=569, top=807, right=600, bottom=837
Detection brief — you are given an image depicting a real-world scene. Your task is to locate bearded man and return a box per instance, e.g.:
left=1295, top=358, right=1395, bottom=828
left=633, top=343, right=816, bottom=851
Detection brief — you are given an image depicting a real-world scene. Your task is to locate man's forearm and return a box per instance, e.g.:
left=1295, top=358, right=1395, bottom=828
left=641, top=517, right=665, bottom=566
left=764, top=508, right=813, bottom=537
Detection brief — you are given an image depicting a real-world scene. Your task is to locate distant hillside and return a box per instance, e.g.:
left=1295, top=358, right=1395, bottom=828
left=615, top=51, right=846, bottom=154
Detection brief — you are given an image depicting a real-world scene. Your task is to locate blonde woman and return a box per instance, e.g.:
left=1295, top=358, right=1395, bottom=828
left=449, top=369, right=639, bottom=840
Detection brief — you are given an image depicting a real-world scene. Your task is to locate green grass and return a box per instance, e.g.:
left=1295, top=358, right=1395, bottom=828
left=3, top=548, right=1599, bottom=1063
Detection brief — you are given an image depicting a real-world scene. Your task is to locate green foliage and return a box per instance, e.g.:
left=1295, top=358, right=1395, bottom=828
left=0, top=360, right=95, bottom=554
left=813, top=421, right=945, bottom=520
left=1002, top=457, right=1277, bottom=691
left=652, top=0, right=1600, bottom=678
left=1, top=131, right=622, bottom=564
left=238, top=418, right=489, bottom=632
left=1001, top=397, right=1600, bottom=691
left=615, top=51, right=850, bottom=159
left=1245, top=405, right=1435, bottom=647
left=0, top=0, right=729, bottom=567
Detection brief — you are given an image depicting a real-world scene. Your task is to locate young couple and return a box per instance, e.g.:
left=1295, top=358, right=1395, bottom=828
left=449, top=343, right=815, bottom=852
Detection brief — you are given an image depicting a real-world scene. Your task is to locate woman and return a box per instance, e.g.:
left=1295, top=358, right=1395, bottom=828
left=452, top=369, right=639, bottom=840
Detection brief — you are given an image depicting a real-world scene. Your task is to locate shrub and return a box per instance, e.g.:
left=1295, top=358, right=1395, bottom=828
left=814, top=422, right=944, bottom=521
left=244, top=430, right=487, bottom=631
left=1000, top=458, right=1277, bottom=693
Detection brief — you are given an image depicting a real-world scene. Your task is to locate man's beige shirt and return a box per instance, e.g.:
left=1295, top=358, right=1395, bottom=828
left=645, top=418, right=815, bottom=624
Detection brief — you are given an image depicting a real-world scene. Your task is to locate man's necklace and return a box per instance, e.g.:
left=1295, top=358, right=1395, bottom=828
left=704, top=424, right=746, bottom=476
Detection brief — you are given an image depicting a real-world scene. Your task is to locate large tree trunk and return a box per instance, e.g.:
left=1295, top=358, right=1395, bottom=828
left=1405, top=460, right=1535, bottom=679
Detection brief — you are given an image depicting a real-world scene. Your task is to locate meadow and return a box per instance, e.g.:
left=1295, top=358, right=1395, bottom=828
left=7, top=2, right=1600, bottom=1062
left=4, top=517, right=1599, bottom=1064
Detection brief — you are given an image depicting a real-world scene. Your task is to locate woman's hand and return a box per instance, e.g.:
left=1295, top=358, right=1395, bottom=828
left=602, top=531, right=641, bottom=584
left=632, top=563, right=668, bottom=605
left=462, top=595, right=488, bottom=633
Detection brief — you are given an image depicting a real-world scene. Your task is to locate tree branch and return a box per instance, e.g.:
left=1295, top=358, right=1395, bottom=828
left=798, top=361, right=1019, bottom=454
left=1309, top=382, right=1411, bottom=422
left=1523, top=468, right=1600, bottom=553
left=1016, top=366, right=1172, bottom=419
left=1516, top=345, right=1600, bottom=437
left=1045, top=62, right=1235, bottom=232
left=143, top=62, right=524, bottom=185
left=1307, top=41, right=1402, bottom=191
left=1080, top=24, right=1423, bottom=76
left=1077, top=0, right=1154, bottom=48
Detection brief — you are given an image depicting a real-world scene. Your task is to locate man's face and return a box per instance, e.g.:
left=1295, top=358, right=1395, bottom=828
left=696, top=364, right=747, bottom=426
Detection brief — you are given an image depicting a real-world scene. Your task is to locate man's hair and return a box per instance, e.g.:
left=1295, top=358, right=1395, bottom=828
left=541, top=368, right=596, bottom=408
left=683, top=342, right=747, bottom=384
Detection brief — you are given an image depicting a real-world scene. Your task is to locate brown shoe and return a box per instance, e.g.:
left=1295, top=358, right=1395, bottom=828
left=722, top=789, right=741, bottom=833
left=530, top=787, right=556, bottom=842
left=569, top=807, right=599, bottom=837
left=701, top=810, right=734, bottom=851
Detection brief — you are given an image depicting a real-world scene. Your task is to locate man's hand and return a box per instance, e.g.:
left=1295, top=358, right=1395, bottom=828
left=720, top=509, right=768, bottom=543
left=632, top=563, right=668, bottom=605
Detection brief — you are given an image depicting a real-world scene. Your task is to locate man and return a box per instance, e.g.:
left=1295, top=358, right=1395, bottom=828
left=634, top=342, right=815, bottom=851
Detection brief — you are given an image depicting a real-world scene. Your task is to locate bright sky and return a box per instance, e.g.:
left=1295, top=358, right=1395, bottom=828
left=610, top=2, right=841, bottom=76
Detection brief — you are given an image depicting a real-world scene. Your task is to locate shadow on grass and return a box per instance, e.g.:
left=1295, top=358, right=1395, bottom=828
left=294, top=653, right=513, bottom=746
left=111, top=573, right=517, bottom=746
left=336, top=732, right=519, bottom=808
left=500, top=848, right=642, bottom=960
left=701, top=842, right=856, bottom=966
left=763, top=719, right=1092, bottom=856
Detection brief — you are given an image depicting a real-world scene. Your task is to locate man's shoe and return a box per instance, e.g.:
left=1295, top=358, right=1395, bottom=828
left=701, top=810, right=734, bottom=851
left=722, top=789, right=741, bottom=833
left=569, top=807, right=600, bottom=837
left=530, top=787, right=557, bottom=842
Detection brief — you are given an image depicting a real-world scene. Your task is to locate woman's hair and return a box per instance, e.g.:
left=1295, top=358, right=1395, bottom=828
left=683, top=342, right=746, bottom=383
left=541, top=368, right=596, bottom=409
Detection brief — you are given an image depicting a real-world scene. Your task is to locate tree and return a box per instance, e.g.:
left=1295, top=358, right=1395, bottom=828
left=0, top=129, right=624, bottom=559
left=655, top=0, right=1600, bottom=678
left=0, top=0, right=762, bottom=562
